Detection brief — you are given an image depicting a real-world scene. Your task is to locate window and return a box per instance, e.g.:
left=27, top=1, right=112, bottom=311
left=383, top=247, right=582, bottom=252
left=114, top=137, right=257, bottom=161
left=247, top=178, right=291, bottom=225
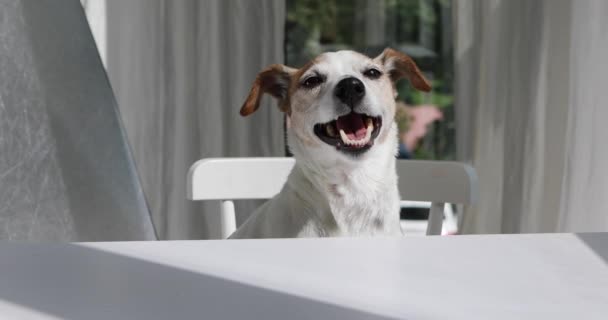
left=286, top=0, right=454, bottom=160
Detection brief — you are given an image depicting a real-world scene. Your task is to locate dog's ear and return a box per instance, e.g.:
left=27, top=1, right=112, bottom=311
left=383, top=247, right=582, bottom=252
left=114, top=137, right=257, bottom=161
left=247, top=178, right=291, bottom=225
left=374, top=48, right=431, bottom=92
left=240, top=64, right=296, bottom=116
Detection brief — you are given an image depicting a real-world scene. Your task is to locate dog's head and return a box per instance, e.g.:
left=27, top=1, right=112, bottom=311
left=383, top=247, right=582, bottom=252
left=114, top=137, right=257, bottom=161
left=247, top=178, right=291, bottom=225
left=240, top=49, right=430, bottom=164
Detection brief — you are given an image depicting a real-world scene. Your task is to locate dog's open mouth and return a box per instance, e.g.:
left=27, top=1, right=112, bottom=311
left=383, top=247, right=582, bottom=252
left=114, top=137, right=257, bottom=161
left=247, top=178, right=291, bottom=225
left=313, top=112, right=382, bottom=155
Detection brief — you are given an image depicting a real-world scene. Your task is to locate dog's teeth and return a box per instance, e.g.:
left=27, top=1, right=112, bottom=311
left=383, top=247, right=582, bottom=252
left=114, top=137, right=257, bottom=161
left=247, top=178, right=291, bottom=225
left=326, top=124, right=336, bottom=137
left=339, top=129, right=350, bottom=144
left=339, top=128, right=372, bottom=147
left=365, top=117, right=373, bottom=127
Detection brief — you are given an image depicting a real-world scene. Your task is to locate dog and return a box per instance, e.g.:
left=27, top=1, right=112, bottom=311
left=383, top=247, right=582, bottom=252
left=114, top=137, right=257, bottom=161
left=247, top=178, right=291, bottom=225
left=230, top=48, right=430, bottom=239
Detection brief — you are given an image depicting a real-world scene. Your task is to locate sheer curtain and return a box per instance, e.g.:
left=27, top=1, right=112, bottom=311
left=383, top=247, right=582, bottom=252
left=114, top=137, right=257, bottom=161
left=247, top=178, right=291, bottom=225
left=558, top=1, right=608, bottom=231
left=454, top=0, right=608, bottom=234
left=100, top=0, right=285, bottom=239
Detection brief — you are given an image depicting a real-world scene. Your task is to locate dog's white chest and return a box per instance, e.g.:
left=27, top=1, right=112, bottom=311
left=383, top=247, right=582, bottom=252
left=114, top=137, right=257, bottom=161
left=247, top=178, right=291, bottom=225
left=230, top=163, right=403, bottom=239
left=324, top=177, right=401, bottom=236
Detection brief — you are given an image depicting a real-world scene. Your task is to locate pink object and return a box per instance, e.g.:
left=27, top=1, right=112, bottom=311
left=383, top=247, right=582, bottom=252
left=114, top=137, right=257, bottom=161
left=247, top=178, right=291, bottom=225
left=402, top=105, right=443, bottom=150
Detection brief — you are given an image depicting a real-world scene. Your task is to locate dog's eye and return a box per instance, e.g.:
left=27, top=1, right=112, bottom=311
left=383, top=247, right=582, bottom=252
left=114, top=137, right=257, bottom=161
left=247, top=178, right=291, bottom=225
left=363, top=68, right=382, bottom=79
left=302, top=76, right=324, bottom=89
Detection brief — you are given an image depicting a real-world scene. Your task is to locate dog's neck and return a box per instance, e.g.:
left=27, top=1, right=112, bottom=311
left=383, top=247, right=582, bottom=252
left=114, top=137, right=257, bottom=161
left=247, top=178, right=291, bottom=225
left=286, top=126, right=401, bottom=235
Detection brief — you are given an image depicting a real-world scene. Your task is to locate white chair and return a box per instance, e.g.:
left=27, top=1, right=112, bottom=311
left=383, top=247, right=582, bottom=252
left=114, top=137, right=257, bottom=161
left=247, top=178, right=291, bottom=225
left=187, top=158, right=478, bottom=238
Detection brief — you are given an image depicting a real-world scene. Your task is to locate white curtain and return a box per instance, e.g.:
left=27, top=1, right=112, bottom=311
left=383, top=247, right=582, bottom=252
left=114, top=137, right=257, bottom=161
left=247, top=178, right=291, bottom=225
left=558, top=1, right=608, bottom=231
left=90, top=0, right=286, bottom=239
left=454, top=0, right=608, bottom=234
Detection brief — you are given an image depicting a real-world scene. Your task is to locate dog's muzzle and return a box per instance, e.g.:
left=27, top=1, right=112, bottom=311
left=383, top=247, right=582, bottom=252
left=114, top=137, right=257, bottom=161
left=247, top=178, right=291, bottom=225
left=313, top=112, right=382, bottom=156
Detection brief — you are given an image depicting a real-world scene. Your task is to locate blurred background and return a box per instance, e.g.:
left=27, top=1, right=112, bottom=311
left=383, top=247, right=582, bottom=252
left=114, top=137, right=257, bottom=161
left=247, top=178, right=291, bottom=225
left=1, top=0, right=607, bottom=241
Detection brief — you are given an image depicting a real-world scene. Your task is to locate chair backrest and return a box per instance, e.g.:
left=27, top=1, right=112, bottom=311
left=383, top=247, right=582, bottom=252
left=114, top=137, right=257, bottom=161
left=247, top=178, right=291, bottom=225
left=396, top=160, right=477, bottom=205
left=188, top=157, right=478, bottom=238
left=187, top=158, right=296, bottom=200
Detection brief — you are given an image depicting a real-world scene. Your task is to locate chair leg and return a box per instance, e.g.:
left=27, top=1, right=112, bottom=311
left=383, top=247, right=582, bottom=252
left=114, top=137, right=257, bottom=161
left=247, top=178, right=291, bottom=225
left=220, top=200, right=237, bottom=239
left=426, top=202, right=445, bottom=236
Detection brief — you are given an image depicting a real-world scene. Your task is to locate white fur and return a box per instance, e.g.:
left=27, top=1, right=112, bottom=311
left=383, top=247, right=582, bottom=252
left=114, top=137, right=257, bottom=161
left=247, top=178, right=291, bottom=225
left=230, top=51, right=404, bottom=239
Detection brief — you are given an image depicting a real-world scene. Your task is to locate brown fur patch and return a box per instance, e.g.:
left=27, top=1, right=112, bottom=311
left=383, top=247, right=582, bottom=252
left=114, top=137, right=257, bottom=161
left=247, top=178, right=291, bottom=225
left=240, top=58, right=322, bottom=117
left=240, top=64, right=293, bottom=116
left=378, top=48, right=431, bottom=92
left=287, top=59, right=317, bottom=97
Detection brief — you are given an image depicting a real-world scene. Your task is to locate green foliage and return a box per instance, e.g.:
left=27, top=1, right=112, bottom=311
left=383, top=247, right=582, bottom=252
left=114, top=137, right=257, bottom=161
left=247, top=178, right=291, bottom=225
left=286, top=0, right=337, bottom=33
left=403, top=80, right=453, bottom=109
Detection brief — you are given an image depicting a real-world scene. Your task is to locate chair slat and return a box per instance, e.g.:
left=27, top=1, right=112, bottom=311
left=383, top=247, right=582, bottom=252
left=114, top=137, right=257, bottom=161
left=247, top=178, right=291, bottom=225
left=188, top=158, right=295, bottom=200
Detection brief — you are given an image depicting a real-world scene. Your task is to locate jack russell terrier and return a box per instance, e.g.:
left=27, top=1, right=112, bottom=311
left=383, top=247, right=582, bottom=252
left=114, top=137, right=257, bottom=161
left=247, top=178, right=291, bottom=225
left=230, top=48, right=431, bottom=239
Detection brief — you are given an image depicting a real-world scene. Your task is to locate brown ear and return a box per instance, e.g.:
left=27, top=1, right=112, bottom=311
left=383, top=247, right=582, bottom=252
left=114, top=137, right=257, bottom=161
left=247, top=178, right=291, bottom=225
left=240, top=64, right=295, bottom=116
left=375, top=48, right=431, bottom=92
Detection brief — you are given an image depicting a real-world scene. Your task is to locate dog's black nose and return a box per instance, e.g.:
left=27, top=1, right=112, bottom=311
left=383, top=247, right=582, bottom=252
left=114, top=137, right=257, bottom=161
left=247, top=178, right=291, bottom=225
left=334, top=77, right=365, bottom=107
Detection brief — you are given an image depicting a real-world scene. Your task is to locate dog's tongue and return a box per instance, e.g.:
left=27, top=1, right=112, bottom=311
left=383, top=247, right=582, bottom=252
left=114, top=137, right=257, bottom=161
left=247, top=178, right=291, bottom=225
left=336, top=113, right=367, bottom=140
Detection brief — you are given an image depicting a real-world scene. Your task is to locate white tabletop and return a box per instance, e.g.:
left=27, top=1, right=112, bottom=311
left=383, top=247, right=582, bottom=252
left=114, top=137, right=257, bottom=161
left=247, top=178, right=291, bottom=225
left=0, top=233, right=607, bottom=320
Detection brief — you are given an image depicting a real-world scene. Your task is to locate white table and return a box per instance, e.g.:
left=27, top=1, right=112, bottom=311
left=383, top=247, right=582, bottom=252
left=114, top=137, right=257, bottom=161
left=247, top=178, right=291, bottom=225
left=0, top=233, right=607, bottom=319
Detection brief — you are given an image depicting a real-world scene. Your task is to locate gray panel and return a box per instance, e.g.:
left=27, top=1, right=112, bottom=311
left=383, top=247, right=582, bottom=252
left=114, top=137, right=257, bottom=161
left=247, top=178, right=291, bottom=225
left=0, top=0, right=156, bottom=241
left=577, top=233, right=608, bottom=264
